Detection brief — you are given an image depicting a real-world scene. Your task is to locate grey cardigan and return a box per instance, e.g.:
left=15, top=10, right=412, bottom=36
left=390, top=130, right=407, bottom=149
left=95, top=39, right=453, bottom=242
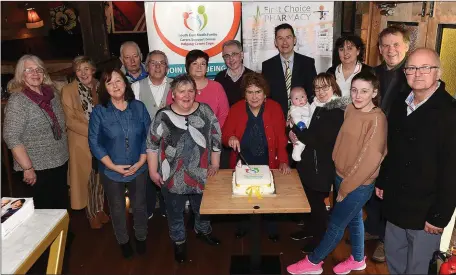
left=3, top=90, right=69, bottom=171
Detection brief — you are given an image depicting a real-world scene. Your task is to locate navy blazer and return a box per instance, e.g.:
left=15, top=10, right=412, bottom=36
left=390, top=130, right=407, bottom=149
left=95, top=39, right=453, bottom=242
left=88, top=99, right=151, bottom=182
left=262, top=52, right=317, bottom=117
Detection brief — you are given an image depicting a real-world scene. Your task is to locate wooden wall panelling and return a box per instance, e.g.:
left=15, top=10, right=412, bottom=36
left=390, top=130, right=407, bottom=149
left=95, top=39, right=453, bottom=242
left=76, top=2, right=110, bottom=63
left=366, top=3, right=383, bottom=66
left=425, top=2, right=456, bottom=50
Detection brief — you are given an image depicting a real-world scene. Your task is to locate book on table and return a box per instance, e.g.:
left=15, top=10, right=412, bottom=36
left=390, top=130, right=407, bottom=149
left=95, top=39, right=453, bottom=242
left=1, top=197, right=34, bottom=239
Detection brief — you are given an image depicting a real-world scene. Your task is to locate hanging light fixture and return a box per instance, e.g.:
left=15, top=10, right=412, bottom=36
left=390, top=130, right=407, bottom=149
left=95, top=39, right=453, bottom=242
left=26, top=8, right=44, bottom=29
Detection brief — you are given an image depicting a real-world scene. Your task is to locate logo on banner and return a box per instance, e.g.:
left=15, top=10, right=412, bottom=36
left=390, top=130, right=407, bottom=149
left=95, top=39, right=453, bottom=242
left=183, top=5, right=208, bottom=31
left=153, top=2, right=241, bottom=57
left=314, top=5, right=329, bottom=20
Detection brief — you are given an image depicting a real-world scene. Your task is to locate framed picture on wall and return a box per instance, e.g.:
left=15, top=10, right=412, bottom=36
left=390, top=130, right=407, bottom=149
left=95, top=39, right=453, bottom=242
left=341, top=2, right=355, bottom=35
left=105, top=1, right=147, bottom=33
left=387, top=21, right=419, bottom=52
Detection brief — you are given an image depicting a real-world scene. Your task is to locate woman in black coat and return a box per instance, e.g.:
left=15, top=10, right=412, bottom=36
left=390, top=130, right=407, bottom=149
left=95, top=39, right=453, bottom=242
left=288, top=73, right=350, bottom=253
left=327, top=35, right=373, bottom=97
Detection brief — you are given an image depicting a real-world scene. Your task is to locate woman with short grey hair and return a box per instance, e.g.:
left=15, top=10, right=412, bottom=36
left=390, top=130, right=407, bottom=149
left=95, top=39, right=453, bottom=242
left=147, top=74, right=222, bottom=263
left=3, top=54, right=69, bottom=210
left=61, top=56, right=110, bottom=229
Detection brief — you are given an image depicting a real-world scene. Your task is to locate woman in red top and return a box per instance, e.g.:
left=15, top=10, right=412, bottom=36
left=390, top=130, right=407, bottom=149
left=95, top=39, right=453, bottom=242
left=222, top=72, right=289, bottom=171
left=222, top=72, right=290, bottom=241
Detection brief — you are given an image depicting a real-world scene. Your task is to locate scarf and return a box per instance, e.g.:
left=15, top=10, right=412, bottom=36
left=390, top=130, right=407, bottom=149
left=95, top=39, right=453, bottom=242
left=308, top=95, right=339, bottom=127
left=78, top=81, right=97, bottom=121
left=22, top=85, right=62, bottom=140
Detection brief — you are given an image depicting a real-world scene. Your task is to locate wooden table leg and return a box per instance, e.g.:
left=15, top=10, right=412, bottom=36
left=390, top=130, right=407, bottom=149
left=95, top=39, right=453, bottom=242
left=46, top=214, right=69, bottom=274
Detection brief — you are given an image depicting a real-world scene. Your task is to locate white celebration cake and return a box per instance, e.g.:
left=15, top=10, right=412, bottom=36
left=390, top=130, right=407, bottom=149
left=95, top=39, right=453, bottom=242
left=232, top=165, right=275, bottom=196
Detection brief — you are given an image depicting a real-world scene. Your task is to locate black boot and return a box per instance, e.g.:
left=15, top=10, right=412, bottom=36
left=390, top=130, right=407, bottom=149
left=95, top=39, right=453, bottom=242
left=120, top=241, right=134, bottom=259
left=174, top=242, right=187, bottom=263
left=196, top=232, right=221, bottom=245
left=135, top=238, right=146, bottom=255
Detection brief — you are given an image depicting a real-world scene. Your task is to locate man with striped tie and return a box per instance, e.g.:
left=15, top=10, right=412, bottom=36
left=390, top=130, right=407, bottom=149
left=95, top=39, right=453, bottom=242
left=262, top=23, right=317, bottom=119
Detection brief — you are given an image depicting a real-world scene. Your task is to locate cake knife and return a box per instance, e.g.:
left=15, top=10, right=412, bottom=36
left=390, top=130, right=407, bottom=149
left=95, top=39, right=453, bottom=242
left=238, top=151, right=252, bottom=170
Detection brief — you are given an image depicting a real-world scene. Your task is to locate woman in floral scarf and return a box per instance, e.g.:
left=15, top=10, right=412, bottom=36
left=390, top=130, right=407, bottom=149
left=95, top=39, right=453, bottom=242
left=61, top=56, right=109, bottom=229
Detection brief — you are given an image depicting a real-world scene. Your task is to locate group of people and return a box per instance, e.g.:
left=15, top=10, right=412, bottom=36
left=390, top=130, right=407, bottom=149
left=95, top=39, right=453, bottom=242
left=2, top=22, right=455, bottom=275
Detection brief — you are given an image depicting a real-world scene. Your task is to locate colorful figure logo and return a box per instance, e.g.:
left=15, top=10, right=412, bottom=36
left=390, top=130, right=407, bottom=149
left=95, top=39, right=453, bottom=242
left=314, top=5, right=329, bottom=20
left=246, top=167, right=260, bottom=174
left=183, top=5, right=208, bottom=31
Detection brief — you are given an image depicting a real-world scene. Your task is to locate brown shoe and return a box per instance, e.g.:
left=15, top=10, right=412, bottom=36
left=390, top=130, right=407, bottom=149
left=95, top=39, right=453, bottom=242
left=372, top=241, right=386, bottom=262
left=97, top=211, right=110, bottom=224
left=89, top=216, right=102, bottom=229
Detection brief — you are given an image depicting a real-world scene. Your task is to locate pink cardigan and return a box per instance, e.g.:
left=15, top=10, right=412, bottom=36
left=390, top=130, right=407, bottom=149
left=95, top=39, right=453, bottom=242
left=166, top=80, right=230, bottom=127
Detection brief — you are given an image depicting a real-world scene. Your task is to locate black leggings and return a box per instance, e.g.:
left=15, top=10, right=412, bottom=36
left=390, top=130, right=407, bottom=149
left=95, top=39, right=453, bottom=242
left=303, top=185, right=329, bottom=241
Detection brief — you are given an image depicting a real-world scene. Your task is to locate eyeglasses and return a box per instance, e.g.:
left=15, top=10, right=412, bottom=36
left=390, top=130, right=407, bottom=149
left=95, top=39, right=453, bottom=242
left=24, top=68, right=45, bottom=74
left=314, top=85, right=330, bottom=92
left=149, top=61, right=167, bottom=67
left=222, top=52, right=241, bottom=60
left=404, top=66, right=439, bottom=75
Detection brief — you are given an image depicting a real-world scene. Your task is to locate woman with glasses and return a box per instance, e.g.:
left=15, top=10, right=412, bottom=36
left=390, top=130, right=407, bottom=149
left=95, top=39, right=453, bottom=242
left=288, top=73, right=348, bottom=253
left=167, top=49, right=229, bottom=127
left=3, top=54, right=69, bottom=210
left=327, top=35, right=373, bottom=97
left=61, top=56, right=110, bottom=229
left=222, top=72, right=290, bottom=241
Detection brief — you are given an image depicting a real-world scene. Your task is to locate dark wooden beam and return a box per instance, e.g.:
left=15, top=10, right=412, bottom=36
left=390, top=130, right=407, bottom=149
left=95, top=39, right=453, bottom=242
left=76, top=2, right=110, bottom=63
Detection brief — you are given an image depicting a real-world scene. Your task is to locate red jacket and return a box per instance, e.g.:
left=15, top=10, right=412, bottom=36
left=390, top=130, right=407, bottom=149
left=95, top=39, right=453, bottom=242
left=222, top=99, right=289, bottom=169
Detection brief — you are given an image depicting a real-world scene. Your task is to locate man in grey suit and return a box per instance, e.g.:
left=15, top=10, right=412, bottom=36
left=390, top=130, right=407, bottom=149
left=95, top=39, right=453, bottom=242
left=131, top=50, right=171, bottom=219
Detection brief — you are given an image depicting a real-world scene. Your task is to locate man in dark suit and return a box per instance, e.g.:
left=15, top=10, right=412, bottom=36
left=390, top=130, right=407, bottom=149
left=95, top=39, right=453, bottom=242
left=262, top=23, right=317, bottom=118
left=364, top=25, right=411, bottom=263
left=376, top=48, right=456, bottom=274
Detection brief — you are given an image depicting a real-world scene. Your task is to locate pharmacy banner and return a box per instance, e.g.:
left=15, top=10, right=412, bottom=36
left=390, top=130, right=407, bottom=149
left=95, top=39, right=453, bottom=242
left=242, top=2, right=334, bottom=73
left=145, top=2, right=241, bottom=78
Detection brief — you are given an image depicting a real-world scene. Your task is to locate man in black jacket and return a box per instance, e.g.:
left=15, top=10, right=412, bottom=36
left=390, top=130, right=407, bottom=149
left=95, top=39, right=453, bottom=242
left=376, top=48, right=456, bottom=274
left=262, top=23, right=317, bottom=118
left=363, top=25, right=411, bottom=262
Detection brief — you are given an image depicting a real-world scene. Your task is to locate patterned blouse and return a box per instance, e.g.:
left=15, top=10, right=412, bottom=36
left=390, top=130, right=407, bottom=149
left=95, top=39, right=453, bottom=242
left=147, top=103, right=221, bottom=195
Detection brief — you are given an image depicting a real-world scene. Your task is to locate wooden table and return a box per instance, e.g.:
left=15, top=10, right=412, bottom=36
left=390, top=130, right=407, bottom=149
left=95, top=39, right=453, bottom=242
left=1, top=210, right=69, bottom=274
left=200, top=169, right=311, bottom=275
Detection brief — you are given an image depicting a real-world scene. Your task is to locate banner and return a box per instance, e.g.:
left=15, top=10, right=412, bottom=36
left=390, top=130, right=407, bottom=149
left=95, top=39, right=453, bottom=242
left=145, top=2, right=241, bottom=78
left=242, top=2, right=334, bottom=73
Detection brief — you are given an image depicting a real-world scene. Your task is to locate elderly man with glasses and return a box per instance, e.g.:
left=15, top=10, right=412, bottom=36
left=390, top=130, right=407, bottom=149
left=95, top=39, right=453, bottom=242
left=375, top=48, right=456, bottom=274
left=131, top=50, right=170, bottom=220
left=215, top=40, right=254, bottom=107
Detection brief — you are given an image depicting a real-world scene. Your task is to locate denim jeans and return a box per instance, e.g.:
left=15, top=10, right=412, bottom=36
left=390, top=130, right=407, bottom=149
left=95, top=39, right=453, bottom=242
left=161, top=188, right=212, bottom=243
left=309, top=175, right=374, bottom=263
left=101, top=171, right=148, bottom=244
left=146, top=174, right=166, bottom=217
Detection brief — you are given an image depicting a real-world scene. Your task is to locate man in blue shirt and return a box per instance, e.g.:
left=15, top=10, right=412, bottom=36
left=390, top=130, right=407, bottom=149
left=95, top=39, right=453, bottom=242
left=120, top=41, right=148, bottom=83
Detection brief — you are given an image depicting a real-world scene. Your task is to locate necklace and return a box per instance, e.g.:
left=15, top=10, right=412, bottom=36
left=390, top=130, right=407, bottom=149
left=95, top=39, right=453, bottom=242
left=113, top=103, right=130, bottom=150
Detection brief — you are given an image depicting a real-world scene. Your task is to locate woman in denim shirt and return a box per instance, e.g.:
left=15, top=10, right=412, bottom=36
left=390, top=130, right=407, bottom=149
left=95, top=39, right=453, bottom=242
left=89, top=68, right=151, bottom=259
